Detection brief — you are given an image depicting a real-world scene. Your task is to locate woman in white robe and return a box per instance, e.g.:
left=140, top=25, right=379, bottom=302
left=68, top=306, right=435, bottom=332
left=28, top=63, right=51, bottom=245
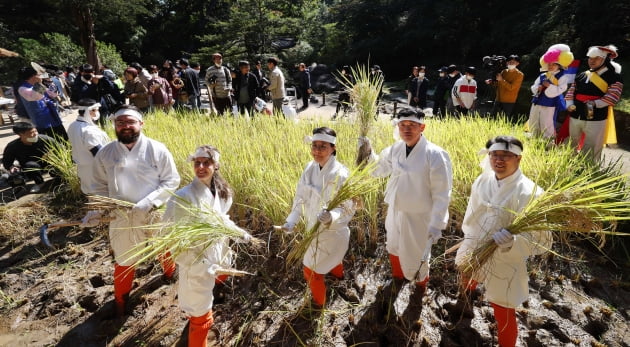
left=282, top=127, right=355, bottom=308
left=163, top=145, right=251, bottom=347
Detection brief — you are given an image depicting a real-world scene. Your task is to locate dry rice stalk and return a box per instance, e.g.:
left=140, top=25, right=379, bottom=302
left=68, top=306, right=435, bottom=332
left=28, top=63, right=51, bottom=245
left=86, top=195, right=135, bottom=210
left=286, top=163, right=380, bottom=268
left=459, top=172, right=630, bottom=279
left=338, top=63, right=383, bottom=166
left=127, top=197, right=262, bottom=267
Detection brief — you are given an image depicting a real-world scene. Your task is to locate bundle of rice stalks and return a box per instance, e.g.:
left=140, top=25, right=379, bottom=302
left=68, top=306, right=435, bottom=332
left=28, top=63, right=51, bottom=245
left=128, top=197, right=263, bottom=267
left=86, top=195, right=135, bottom=210
left=458, top=171, right=630, bottom=279
left=338, top=63, right=383, bottom=166
left=41, top=138, right=82, bottom=200
left=286, top=163, right=381, bottom=268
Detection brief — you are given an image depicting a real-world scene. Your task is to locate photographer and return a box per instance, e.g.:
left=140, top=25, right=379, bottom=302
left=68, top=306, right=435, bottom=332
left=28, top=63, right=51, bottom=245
left=17, top=66, right=68, bottom=140
left=71, top=64, right=123, bottom=127
left=2, top=122, right=56, bottom=193
left=486, top=55, right=524, bottom=121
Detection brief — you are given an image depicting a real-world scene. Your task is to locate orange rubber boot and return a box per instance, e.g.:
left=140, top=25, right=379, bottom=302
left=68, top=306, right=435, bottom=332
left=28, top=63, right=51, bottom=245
left=416, top=276, right=429, bottom=289
left=303, top=266, right=326, bottom=307
left=114, top=264, right=135, bottom=316
left=491, top=302, right=518, bottom=347
left=388, top=254, right=405, bottom=279
left=159, top=252, right=176, bottom=279
left=330, top=263, right=344, bottom=279
left=188, top=311, right=214, bottom=347
left=215, top=274, right=229, bottom=285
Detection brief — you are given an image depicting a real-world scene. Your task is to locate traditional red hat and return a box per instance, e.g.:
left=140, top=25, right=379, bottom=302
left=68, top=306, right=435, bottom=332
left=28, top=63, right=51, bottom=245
left=587, top=45, right=618, bottom=59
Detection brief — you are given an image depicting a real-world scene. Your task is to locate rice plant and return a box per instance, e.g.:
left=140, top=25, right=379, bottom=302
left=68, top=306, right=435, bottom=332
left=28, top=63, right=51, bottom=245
left=458, top=169, right=630, bottom=278
left=338, top=63, right=383, bottom=166
left=285, top=163, right=382, bottom=268
left=127, top=196, right=262, bottom=267
left=41, top=137, right=82, bottom=201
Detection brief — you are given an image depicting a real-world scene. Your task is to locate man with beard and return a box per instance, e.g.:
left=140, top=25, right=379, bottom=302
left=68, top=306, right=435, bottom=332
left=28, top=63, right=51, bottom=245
left=82, top=105, right=180, bottom=318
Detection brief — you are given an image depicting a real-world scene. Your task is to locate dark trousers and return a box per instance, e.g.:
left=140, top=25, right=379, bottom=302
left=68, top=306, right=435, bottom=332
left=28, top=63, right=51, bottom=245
left=491, top=102, right=517, bottom=122
left=299, top=88, right=309, bottom=108
left=39, top=125, right=68, bottom=141
left=23, top=161, right=45, bottom=184
left=213, top=97, right=231, bottom=115
left=238, top=103, right=254, bottom=116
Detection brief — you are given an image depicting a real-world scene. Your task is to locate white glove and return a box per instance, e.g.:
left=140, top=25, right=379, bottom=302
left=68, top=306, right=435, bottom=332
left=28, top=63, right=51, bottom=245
left=242, top=232, right=252, bottom=243
left=131, top=198, right=153, bottom=222
left=428, top=227, right=442, bottom=244
left=81, top=210, right=103, bottom=228
left=492, top=228, right=514, bottom=249
left=357, top=136, right=372, bottom=150
left=317, top=209, right=332, bottom=224
left=133, top=198, right=154, bottom=214
left=281, top=222, right=295, bottom=233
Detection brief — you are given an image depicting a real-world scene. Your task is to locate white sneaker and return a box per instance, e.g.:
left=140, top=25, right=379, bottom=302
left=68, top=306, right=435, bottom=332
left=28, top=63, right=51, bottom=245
left=29, top=184, right=42, bottom=194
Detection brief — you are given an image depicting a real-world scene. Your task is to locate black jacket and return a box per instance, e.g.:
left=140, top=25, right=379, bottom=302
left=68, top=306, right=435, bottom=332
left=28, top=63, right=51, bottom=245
left=232, top=72, right=260, bottom=105
left=2, top=135, right=54, bottom=170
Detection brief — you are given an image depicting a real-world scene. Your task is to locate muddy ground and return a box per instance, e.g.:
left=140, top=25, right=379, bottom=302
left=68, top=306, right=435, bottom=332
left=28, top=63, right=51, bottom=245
left=0, top=187, right=628, bottom=347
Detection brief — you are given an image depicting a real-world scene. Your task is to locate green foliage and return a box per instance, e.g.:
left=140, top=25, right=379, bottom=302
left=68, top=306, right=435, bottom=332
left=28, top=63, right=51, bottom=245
left=11, top=32, right=125, bottom=77
left=18, top=33, right=84, bottom=68
left=96, top=41, right=126, bottom=75
left=194, top=0, right=308, bottom=64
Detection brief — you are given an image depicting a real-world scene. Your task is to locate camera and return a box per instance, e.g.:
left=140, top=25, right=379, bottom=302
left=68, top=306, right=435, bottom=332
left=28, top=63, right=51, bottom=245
left=207, top=75, right=218, bottom=84
left=482, top=55, right=507, bottom=81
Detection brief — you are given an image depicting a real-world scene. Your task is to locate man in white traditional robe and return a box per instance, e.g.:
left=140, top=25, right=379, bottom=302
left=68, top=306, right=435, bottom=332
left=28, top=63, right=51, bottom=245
left=364, top=109, right=452, bottom=300
left=454, top=135, right=552, bottom=347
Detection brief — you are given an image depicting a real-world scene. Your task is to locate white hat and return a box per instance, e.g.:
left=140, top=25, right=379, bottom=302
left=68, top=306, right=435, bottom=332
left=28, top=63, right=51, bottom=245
left=587, top=45, right=618, bottom=59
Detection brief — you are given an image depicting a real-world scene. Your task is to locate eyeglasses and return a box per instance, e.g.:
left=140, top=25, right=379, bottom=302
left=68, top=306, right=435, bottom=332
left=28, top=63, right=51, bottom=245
left=311, top=144, right=331, bottom=151
left=115, top=120, right=139, bottom=127
left=489, top=153, right=517, bottom=161
left=194, top=160, right=214, bottom=168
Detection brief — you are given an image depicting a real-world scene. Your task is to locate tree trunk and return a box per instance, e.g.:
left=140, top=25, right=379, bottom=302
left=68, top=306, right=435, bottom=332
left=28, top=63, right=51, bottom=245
left=72, top=3, right=100, bottom=69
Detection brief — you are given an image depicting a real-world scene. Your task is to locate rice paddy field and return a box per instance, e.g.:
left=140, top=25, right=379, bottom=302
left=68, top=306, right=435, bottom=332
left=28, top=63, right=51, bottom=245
left=0, top=109, right=629, bottom=346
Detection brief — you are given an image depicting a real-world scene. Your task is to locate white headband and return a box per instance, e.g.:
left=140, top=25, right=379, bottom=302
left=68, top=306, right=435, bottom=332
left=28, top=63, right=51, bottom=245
left=187, top=147, right=220, bottom=163
left=488, top=143, right=522, bottom=156
left=77, top=103, right=101, bottom=111
left=110, top=108, right=143, bottom=121
left=305, top=133, right=336, bottom=144
left=394, top=116, right=424, bottom=125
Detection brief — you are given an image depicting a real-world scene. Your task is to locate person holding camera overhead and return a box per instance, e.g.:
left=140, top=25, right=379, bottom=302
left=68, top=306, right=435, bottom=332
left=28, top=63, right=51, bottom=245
left=17, top=66, right=68, bottom=140
left=123, top=67, right=150, bottom=112
left=486, top=55, right=524, bottom=121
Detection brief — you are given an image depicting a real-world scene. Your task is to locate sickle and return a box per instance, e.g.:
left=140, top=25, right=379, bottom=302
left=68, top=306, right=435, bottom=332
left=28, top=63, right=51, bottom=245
left=38, top=217, right=114, bottom=248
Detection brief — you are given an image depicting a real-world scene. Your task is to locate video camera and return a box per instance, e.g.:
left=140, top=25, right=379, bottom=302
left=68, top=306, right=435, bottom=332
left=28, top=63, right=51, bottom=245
left=482, top=55, right=507, bottom=81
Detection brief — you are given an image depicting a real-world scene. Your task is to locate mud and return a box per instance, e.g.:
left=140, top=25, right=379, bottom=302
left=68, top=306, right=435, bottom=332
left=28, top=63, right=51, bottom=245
left=0, top=200, right=629, bottom=346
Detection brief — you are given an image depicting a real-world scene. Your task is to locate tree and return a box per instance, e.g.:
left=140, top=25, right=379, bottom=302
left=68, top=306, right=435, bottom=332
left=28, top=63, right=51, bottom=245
left=194, top=0, right=312, bottom=65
